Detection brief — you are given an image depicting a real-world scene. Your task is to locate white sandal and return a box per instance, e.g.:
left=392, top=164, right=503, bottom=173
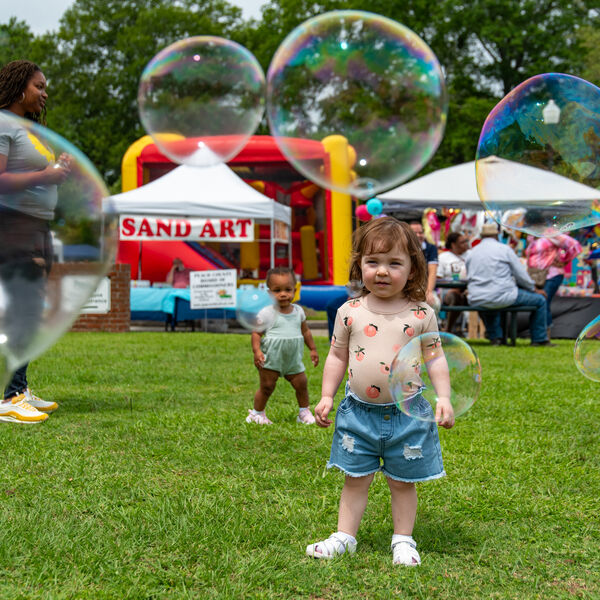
left=306, top=533, right=356, bottom=559
left=392, top=539, right=421, bottom=566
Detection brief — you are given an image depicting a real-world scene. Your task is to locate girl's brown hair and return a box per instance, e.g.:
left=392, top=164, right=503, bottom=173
left=0, top=60, right=46, bottom=124
left=348, top=217, right=427, bottom=302
left=265, top=266, right=296, bottom=288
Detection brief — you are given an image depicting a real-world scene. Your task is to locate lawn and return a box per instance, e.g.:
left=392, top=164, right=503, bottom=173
left=0, top=333, right=598, bottom=599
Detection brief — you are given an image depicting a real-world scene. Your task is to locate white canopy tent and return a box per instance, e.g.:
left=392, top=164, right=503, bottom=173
left=378, top=158, right=600, bottom=235
left=103, top=162, right=292, bottom=270
left=378, top=158, right=600, bottom=211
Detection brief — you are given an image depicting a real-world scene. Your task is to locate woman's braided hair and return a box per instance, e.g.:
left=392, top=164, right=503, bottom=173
left=0, top=60, right=46, bottom=124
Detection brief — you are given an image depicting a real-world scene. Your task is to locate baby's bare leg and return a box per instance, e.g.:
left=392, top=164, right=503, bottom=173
left=253, top=368, right=279, bottom=411
left=285, top=371, right=309, bottom=408
left=387, top=478, right=417, bottom=535
left=337, top=474, right=375, bottom=537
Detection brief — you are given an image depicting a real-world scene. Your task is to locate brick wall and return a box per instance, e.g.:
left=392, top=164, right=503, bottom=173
left=49, top=263, right=131, bottom=332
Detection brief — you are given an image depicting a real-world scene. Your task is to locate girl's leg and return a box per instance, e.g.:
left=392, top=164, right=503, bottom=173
left=338, top=473, right=375, bottom=537
left=253, top=369, right=279, bottom=411
left=284, top=371, right=309, bottom=408
left=387, top=478, right=417, bottom=535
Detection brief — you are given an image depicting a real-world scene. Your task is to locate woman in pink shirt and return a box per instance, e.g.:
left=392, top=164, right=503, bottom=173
left=526, top=233, right=582, bottom=338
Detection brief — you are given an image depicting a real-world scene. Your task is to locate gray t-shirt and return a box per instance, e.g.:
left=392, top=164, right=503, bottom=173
left=0, top=110, right=57, bottom=219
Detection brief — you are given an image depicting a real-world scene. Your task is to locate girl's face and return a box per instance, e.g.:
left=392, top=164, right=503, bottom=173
left=360, top=242, right=412, bottom=301
left=22, top=70, right=48, bottom=116
left=268, top=273, right=295, bottom=309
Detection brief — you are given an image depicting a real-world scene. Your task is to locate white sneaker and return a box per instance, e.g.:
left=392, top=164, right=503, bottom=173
left=0, top=394, right=49, bottom=424
left=297, top=408, right=316, bottom=424
left=306, top=533, right=357, bottom=559
left=25, top=388, right=58, bottom=413
left=245, top=410, right=273, bottom=425
left=392, top=538, right=421, bottom=566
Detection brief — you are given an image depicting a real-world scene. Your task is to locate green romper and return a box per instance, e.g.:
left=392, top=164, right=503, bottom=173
left=261, top=304, right=306, bottom=375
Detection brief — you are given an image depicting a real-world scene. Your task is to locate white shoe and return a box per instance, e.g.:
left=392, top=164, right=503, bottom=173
left=245, top=410, right=273, bottom=425
left=306, top=533, right=356, bottom=559
left=25, top=388, right=58, bottom=413
left=297, top=409, right=316, bottom=424
left=392, top=538, right=421, bottom=566
left=0, top=394, right=49, bottom=424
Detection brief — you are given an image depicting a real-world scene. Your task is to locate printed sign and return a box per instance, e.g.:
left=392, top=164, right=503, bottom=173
left=62, top=276, right=111, bottom=314
left=190, top=269, right=237, bottom=309
left=119, top=216, right=254, bottom=242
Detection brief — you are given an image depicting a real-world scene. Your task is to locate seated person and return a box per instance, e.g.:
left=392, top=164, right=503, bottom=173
left=466, top=222, right=552, bottom=346
left=166, top=257, right=191, bottom=288
left=437, top=232, right=470, bottom=334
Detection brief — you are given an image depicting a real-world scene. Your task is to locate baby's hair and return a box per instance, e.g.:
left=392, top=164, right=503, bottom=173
left=265, top=266, right=296, bottom=288
left=445, top=232, right=462, bottom=250
left=0, top=60, right=46, bottom=124
left=349, top=217, right=427, bottom=302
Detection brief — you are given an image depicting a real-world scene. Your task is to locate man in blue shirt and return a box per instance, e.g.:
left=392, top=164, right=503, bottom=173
left=466, top=222, right=553, bottom=346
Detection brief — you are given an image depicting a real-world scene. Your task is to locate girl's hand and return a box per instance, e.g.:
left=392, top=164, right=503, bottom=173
left=315, top=396, right=334, bottom=428
left=310, top=349, right=319, bottom=367
left=253, top=351, right=265, bottom=369
left=435, top=397, right=455, bottom=429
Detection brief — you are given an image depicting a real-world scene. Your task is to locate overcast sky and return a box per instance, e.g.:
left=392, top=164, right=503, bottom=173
left=0, top=0, right=267, bottom=35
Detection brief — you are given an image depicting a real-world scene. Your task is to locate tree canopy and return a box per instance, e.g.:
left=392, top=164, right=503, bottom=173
left=0, top=0, right=597, bottom=189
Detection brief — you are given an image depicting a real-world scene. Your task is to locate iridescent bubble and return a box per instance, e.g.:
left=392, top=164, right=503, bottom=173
left=574, top=315, right=600, bottom=382
left=389, top=332, right=481, bottom=422
left=138, top=36, right=265, bottom=167
left=236, top=288, right=277, bottom=332
left=0, top=112, right=117, bottom=389
left=266, top=10, right=447, bottom=199
left=476, top=73, right=600, bottom=237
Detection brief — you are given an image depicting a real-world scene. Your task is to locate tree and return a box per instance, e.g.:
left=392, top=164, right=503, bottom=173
left=42, top=0, right=246, bottom=189
left=579, top=25, right=600, bottom=86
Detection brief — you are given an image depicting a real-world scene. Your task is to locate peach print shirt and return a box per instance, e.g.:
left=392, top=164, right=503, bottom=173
left=332, top=296, right=438, bottom=404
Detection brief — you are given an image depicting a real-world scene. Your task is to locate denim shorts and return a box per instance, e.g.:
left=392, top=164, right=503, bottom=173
left=327, top=386, right=445, bottom=482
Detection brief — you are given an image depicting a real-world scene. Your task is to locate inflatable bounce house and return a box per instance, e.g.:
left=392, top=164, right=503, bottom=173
left=115, top=135, right=357, bottom=306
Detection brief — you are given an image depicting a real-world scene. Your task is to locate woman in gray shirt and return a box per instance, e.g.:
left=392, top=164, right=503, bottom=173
left=0, top=59, right=70, bottom=423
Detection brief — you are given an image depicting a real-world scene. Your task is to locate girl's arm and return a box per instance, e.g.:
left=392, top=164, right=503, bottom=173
left=300, top=320, right=319, bottom=366
left=251, top=331, right=265, bottom=369
left=314, top=344, right=348, bottom=428
left=425, top=351, right=454, bottom=429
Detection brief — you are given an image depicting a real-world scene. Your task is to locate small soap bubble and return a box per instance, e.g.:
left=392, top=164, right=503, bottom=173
left=138, top=36, right=265, bottom=167
left=389, top=332, right=481, bottom=422
left=574, top=315, right=600, bottom=382
left=266, top=10, right=447, bottom=199
left=236, top=288, right=277, bottom=332
left=476, top=73, right=600, bottom=237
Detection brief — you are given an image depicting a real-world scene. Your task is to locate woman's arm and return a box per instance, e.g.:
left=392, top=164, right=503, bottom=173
left=0, top=153, right=69, bottom=192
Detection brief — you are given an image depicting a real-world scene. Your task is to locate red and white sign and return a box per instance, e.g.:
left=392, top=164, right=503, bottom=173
left=119, top=215, right=254, bottom=242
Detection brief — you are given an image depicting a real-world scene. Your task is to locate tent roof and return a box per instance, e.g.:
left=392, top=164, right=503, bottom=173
left=104, top=163, right=291, bottom=225
left=377, top=158, right=600, bottom=211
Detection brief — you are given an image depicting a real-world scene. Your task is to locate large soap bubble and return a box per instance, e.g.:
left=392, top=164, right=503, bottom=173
left=138, top=36, right=266, bottom=167
left=236, top=288, right=277, bottom=332
left=389, top=332, right=481, bottom=422
left=476, top=73, right=600, bottom=237
left=0, top=112, right=117, bottom=389
left=574, top=315, right=600, bottom=382
left=266, top=10, right=447, bottom=199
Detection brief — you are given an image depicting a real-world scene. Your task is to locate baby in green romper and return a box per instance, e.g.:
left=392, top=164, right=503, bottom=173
left=247, top=267, right=319, bottom=425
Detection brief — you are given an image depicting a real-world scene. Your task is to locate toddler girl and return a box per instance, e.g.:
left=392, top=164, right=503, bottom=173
left=307, top=217, right=454, bottom=565
left=247, top=267, right=319, bottom=425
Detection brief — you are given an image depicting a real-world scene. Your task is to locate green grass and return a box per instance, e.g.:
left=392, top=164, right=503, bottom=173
left=0, top=333, right=598, bottom=599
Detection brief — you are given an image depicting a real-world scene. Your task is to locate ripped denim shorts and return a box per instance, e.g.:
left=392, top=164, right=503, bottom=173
left=327, top=385, right=445, bottom=482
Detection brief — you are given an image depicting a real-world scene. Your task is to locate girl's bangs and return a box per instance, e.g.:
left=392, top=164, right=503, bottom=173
left=362, top=228, right=408, bottom=256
